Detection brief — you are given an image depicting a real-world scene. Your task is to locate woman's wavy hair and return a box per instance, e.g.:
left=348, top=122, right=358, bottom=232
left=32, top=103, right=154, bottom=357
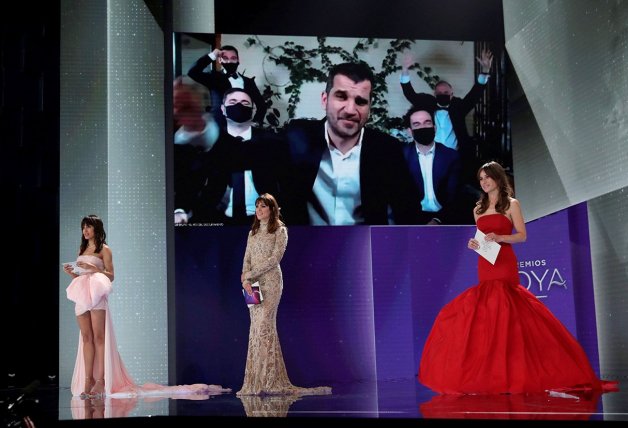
left=475, top=161, right=513, bottom=215
left=251, top=193, right=285, bottom=235
left=79, top=214, right=107, bottom=254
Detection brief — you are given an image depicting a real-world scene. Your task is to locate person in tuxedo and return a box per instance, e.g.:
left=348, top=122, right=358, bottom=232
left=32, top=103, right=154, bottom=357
left=211, top=88, right=282, bottom=225
left=174, top=87, right=281, bottom=225
left=400, top=49, right=493, bottom=154
left=279, top=62, right=419, bottom=225
left=188, top=45, right=267, bottom=128
left=400, top=49, right=493, bottom=225
left=403, top=106, right=461, bottom=225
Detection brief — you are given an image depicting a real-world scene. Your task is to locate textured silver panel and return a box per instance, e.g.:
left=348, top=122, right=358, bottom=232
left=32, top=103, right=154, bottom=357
left=173, top=0, right=215, bottom=33
left=504, top=0, right=628, bottom=416
left=588, top=187, right=628, bottom=417
left=59, top=0, right=167, bottom=406
left=505, top=0, right=628, bottom=221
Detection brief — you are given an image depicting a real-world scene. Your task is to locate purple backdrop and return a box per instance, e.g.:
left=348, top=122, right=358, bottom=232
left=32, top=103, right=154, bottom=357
left=174, top=225, right=378, bottom=405
left=174, top=203, right=600, bottom=403
left=372, top=203, right=600, bottom=383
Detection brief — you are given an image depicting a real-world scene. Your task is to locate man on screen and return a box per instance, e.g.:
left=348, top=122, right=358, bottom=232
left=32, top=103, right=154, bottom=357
left=174, top=87, right=281, bottom=225
left=400, top=49, right=493, bottom=156
left=173, top=77, right=219, bottom=225
left=400, top=49, right=493, bottom=224
left=279, top=62, right=418, bottom=225
left=402, top=106, right=461, bottom=225
left=210, top=88, right=282, bottom=225
left=188, top=45, right=267, bottom=129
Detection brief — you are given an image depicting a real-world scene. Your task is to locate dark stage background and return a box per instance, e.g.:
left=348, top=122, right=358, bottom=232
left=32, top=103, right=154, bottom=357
left=4, top=0, right=627, bottom=425
left=2, top=1, right=60, bottom=389
left=1, top=0, right=506, bottom=390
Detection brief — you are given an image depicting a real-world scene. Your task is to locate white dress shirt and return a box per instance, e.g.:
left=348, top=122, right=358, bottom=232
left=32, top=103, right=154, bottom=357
left=223, top=127, right=258, bottom=218
left=416, top=143, right=442, bottom=213
left=307, top=122, right=364, bottom=225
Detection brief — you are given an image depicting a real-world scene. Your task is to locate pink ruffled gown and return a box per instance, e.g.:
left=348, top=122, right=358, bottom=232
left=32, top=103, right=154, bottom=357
left=66, top=254, right=230, bottom=398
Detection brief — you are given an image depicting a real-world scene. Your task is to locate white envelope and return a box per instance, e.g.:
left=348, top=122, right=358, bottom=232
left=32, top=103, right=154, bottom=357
left=473, top=229, right=501, bottom=265
left=62, top=261, right=88, bottom=275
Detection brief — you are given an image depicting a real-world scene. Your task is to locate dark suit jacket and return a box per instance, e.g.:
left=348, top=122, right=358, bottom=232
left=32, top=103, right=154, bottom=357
left=279, top=119, right=419, bottom=225
left=174, top=127, right=282, bottom=223
left=401, top=80, right=487, bottom=157
left=403, top=142, right=461, bottom=224
left=188, top=54, right=267, bottom=127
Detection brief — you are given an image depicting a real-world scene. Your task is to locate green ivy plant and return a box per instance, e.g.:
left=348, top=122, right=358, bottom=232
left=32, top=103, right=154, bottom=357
left=244, top=36, right=440, bottom=139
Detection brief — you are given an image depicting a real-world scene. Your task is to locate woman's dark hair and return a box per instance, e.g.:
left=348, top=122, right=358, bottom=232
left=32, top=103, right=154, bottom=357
left=79, top=214, right=107, bottom=254
left=403, top=105, right=435, bottom=128
left=475, top=161, right=513, bottom=215
left=251, top=193, right=285, bottom=236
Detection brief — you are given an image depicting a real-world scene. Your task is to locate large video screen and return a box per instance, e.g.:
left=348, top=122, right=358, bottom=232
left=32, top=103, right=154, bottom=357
left=169, top=0, right=608, bottom=413
left=172, top=32, right=510, bottom=226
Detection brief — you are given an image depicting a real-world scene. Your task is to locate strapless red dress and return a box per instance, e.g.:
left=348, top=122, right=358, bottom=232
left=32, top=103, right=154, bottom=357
left=418, top=214, right=618, bottom=394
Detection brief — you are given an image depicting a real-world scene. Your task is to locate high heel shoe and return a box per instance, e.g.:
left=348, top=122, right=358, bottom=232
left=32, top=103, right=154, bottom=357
left=89, top=379, right=105, bottom=399
left=80, top=377, right=95, bottom=399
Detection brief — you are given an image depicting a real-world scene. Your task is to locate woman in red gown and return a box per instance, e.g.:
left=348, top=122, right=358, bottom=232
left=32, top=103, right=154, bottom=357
left=418, top=162, right=618, bottom=395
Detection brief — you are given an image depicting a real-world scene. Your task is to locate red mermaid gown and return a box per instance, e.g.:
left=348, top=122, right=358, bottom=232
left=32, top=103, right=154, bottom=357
left=418, top=214, right=618, bottom=395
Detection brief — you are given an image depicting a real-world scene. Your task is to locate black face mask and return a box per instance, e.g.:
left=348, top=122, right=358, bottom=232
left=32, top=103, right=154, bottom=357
left=225, top=103, right=253, bottom=123
left=435, top=93, right=451, bottom=107
left=222, top=62, right=239, bottom=75
left=412, top=128, right=435, bottom=146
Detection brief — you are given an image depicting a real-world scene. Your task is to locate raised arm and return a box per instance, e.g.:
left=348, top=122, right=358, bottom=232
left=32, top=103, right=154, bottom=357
left=187, top=52, right=217, bottom=89
left=476, top=48, right=493, bottom=75
left=458, top=49, right=494, bottom=113
left=401, top=51, right=413, bottom=78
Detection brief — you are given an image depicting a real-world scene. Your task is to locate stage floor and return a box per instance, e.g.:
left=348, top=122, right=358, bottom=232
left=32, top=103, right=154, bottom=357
left=3, top=378, right=626, bottom=427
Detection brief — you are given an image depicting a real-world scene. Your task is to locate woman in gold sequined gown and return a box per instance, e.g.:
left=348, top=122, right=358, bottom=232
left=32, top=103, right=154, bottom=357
left=237, top=193, right=332, bottom=396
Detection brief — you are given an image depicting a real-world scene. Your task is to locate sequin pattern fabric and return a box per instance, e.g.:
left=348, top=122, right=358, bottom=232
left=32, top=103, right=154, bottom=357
left=237, top=225, right=331, bottom=396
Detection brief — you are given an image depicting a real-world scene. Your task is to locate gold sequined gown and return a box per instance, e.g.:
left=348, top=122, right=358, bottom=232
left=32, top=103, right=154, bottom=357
left=237, top=224, right=332, bottom=396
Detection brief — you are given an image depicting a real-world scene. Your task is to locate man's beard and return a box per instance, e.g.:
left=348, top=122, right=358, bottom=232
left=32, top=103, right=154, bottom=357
left=329, top=115, right=363, bottom=139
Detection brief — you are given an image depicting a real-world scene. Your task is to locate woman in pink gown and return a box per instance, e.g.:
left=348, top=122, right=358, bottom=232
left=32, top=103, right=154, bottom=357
left=418, top=162, right=618, bottom=395
left=64, top=214, right=230, bottom=399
